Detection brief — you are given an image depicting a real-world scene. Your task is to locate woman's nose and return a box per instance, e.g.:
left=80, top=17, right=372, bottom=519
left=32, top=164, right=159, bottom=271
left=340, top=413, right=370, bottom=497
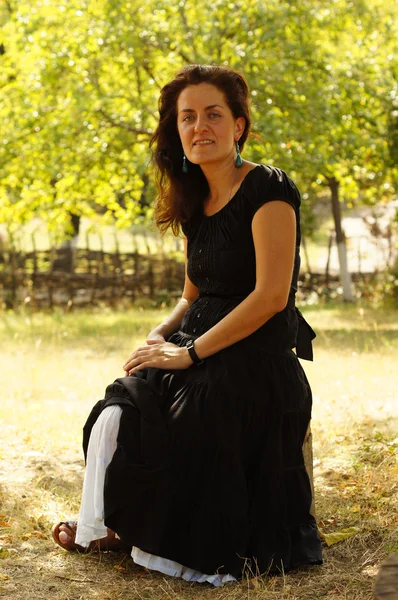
left=194, top=116, right=209, bottom=133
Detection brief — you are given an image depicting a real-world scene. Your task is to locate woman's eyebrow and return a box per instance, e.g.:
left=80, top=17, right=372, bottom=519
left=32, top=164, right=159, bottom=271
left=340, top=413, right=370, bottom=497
left=179, top=104, right=224, bottom=113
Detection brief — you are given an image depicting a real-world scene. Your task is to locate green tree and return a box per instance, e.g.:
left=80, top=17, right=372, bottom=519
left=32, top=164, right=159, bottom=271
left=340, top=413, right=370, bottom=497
left=0, top=0, right=396, bottom=296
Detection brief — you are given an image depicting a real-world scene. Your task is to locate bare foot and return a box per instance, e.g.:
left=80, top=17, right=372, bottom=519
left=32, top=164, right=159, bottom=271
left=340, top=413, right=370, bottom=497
left=52, top=521, right=129, bottom=552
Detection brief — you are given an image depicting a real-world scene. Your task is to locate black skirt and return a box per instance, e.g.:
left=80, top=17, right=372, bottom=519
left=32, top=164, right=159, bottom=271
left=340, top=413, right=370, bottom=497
left=82, top=164, right=323, bottom=577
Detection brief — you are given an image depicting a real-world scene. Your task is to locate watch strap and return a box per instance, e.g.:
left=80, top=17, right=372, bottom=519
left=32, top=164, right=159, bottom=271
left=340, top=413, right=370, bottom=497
left=186, top=339, right=204, bottom=365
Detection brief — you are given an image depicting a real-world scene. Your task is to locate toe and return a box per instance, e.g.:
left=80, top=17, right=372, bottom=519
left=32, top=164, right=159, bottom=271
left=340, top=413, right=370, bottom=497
left=59, top=523, right=75, bottom=536
left=59, top=530, right=71, bottom=544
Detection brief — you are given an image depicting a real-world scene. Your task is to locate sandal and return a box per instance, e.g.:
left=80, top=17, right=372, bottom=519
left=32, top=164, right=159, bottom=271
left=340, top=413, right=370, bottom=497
left=51, top=520, right=130, bottom=553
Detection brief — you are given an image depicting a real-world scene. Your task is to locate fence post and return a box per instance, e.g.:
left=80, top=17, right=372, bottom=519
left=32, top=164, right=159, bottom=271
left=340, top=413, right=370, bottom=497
left=9, top=235, right=17, bottom=309
left=99, top=232, right=106, bottom=275
left=86, top=231, right=92, bottom=274
left=29, top=231, right=37, bottom=309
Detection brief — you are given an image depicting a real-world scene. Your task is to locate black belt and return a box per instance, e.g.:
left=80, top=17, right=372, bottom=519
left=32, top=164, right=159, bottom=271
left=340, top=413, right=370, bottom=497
left=197, top=292, right=316, bottom=362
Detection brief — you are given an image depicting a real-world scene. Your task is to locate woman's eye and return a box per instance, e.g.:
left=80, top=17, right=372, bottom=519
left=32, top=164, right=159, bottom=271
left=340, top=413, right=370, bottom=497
left=182, top=113, right=220, bottom=122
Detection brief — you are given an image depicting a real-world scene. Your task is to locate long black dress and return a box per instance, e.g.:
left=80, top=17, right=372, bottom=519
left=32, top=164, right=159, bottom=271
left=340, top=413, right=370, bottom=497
left=83, top=164, right=323, bottom=578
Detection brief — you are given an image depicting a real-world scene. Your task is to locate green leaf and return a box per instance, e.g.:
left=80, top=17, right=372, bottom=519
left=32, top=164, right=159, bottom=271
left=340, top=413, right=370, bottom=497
left=320, top=526, right=360, bottom=546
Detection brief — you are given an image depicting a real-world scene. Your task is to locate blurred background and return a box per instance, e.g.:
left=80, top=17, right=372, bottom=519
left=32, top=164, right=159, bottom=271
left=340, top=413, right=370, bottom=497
left=0, top=0, right=397, bottom=309
left=0, top=2, right=397, bottom=600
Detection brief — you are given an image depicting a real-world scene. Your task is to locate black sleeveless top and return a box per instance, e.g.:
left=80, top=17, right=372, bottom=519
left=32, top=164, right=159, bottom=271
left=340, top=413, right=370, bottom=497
left=180, top=164, right=315, bottom=360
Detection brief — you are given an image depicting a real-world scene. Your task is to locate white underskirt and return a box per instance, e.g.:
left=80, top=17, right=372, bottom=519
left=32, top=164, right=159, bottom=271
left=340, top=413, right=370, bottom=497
left=75, top=405, right=236, bottom=588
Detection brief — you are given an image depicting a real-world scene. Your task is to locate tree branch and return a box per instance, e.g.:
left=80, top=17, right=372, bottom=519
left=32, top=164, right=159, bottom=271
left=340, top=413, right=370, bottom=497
left=179, top=50, right=195, bottom=64
left=88, top=61, right=153, bottom=135
left=98, top=108, right=152, bottom=136
left=4, top=1, right=14, bottom=14
left=141, top=61, right=162, bottom=90
left=178, top=4, right=197, bottom=62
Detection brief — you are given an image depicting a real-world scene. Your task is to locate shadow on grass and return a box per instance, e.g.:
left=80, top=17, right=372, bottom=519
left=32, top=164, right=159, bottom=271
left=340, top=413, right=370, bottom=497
left=314, top=328, right=398, bottom=352
left=0, top=424, right=396, bottom=600
left=1, top=307, right=397, bottom=354
left=0, top=451, right=146, bottom=600
left=0, top=308, right=168, bottom=348
left=303, top=303, right=397, bottom=325
left=314, top=415, right=397, bottom=534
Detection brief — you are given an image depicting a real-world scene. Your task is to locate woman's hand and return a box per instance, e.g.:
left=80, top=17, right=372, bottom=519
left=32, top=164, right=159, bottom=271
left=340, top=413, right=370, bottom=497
left=123, top=341, right=193, bottom=375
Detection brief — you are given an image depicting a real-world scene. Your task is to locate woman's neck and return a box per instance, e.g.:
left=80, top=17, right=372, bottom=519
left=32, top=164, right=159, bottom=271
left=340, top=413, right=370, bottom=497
left=201, top=160, right=240, bottom=204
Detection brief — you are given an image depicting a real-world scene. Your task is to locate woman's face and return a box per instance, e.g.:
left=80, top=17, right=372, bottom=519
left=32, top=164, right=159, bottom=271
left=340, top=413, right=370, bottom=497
left=176, top=83, right=245, bottom=167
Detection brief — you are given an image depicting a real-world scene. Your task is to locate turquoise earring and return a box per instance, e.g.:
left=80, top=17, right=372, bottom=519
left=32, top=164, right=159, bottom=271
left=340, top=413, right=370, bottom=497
left=182, top=154, right=188, bottom=174
left=235, top=141, right=243, bottom=168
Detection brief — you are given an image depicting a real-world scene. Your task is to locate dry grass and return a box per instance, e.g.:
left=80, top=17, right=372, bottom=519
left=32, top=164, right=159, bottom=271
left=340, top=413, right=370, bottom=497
left=0, top=304, right=397, bottom=599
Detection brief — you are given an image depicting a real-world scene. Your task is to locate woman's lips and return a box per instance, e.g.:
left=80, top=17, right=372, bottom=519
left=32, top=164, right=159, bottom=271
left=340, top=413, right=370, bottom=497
left=193, top=140, right=215, bottom=146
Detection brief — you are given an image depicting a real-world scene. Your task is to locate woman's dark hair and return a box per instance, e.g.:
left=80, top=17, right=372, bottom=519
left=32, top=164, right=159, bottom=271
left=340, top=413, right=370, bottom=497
left=150, top=64, right=252, bottom=235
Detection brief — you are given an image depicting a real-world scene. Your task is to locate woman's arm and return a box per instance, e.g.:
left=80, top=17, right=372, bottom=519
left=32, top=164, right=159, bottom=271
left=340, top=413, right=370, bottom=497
left=124, top=201, right=296, bottom=374
left=146, top=237, right=199, bottom=341
left=193, top=200, right=296, bottom=359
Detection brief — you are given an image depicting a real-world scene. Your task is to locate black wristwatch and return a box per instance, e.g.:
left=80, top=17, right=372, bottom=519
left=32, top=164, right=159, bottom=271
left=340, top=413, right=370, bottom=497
left=186, top=339, right=204, bottom=365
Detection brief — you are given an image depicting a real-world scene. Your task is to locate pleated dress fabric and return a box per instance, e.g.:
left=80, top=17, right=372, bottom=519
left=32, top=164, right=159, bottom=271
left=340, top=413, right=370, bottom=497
left=81, top=164, right=323, bottom=580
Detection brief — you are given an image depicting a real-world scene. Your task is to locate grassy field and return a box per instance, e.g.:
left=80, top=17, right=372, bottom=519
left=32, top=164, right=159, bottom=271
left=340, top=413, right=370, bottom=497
left=0, top=304, right=397, bottom=599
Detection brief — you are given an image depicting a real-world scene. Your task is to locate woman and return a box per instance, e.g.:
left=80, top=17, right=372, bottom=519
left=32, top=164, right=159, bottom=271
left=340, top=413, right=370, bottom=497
left=52, top=64, right=323, bottom=585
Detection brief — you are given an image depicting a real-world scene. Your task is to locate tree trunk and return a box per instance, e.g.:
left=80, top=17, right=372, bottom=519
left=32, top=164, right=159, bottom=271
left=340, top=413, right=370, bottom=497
left=138, top=172, right=150, bottom=210
left=327, top=176, right=354, bottom=302
left=301, top=234, right=312, bottom=277
left=52, top=213, right=80, bottom=273
left=325, top=230, right=334, bottom=293
left=50, top=176, right=81, bottom=273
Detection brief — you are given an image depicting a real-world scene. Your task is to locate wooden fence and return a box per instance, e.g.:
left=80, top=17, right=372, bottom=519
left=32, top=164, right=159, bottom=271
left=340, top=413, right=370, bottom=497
left=0, top=243, right=385, bottom=310
left=0, top=245, right=185, bottom=309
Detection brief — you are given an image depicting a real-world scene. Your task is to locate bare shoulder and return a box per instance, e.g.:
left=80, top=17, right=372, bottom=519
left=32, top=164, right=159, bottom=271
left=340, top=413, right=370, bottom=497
left=241, top=160, right=261, bottom=174
left=237, top=160, right=262, bottom=186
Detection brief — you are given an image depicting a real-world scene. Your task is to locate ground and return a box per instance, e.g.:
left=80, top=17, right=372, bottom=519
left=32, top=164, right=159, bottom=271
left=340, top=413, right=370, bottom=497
left=0, top=304, right=397, bottom=599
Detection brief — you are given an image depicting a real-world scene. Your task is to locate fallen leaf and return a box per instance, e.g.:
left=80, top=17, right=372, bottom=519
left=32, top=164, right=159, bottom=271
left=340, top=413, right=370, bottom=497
left=0, top=536, right=13, bottom=544
left=113, top=565, right=126, bottom=573
left=0, top=574, right=10, bottom=581
left=32, top=531, right=48, bottom=539
left=320, top=527, right=360, bottom=546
